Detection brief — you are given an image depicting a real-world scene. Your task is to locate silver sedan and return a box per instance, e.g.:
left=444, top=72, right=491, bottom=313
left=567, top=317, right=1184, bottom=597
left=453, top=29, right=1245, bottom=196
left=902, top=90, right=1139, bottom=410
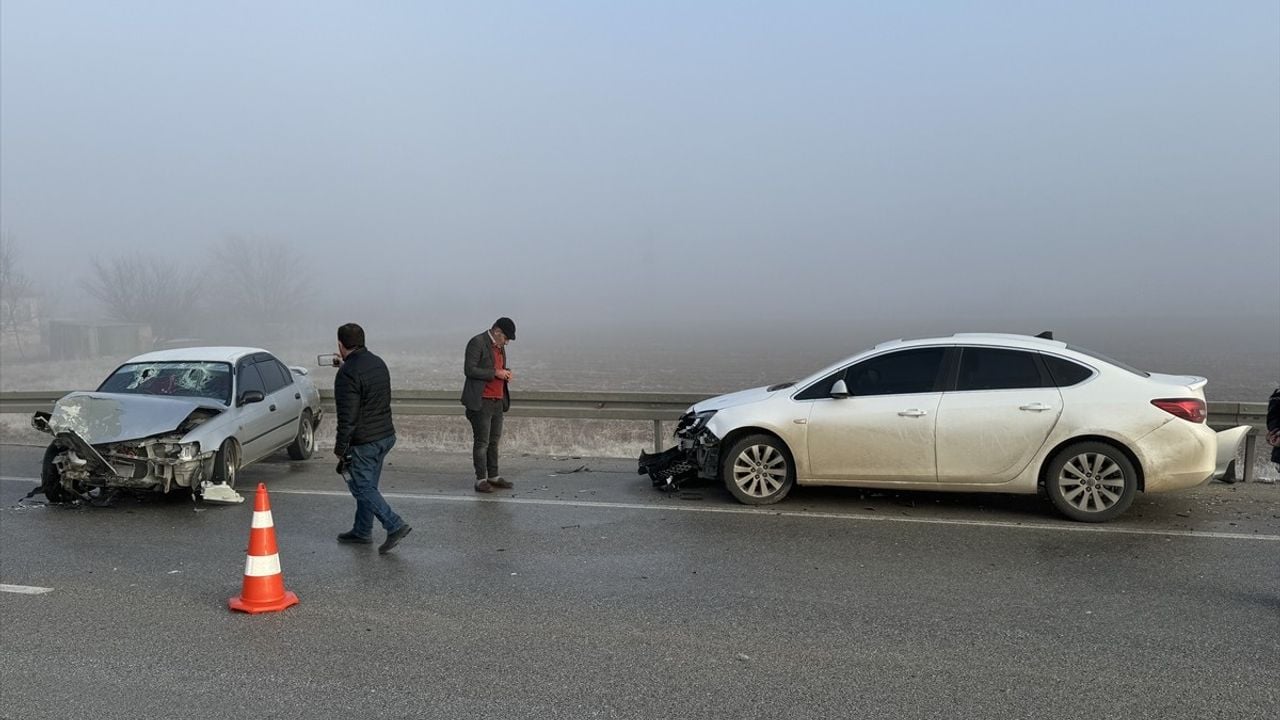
left=32, top=347, right=323, bottom=504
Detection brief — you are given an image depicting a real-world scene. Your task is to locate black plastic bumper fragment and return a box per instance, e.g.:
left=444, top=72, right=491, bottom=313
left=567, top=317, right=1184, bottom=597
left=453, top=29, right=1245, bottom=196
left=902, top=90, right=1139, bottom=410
left=637, top=446, right=699, bottom=491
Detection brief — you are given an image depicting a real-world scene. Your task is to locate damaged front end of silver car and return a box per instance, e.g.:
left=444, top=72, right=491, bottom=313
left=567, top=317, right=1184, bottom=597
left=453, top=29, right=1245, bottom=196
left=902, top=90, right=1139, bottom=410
left=638, top=410, right=721, bottom=491
left=31, top=394, right=230, bottom=505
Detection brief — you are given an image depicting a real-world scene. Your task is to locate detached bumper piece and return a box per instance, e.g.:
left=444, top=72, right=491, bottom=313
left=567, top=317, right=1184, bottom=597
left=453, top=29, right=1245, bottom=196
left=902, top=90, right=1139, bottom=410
left=638, top=446, right=699, bottom=491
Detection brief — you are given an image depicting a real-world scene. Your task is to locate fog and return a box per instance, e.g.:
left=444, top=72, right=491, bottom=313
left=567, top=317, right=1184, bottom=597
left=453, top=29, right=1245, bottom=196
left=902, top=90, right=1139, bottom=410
left=2, top=2, right=1278, bottom=366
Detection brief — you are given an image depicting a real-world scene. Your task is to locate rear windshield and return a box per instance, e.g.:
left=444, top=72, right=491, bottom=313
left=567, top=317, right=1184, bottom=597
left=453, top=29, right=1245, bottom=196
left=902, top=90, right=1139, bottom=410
left=97, top=362, right=233, bottom=404
left=1066, top=345, right=1149, bottom=377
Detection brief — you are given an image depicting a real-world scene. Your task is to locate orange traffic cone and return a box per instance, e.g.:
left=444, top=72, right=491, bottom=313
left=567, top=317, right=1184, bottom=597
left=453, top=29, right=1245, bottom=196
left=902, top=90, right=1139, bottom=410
left=229, top=483, right=299, bottom=614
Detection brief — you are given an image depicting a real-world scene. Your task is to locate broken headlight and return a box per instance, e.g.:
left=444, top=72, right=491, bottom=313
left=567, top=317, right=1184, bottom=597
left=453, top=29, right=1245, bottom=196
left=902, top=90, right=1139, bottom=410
left=676, top=409, right=718, bottom=438
left=160, top=442, right=201, bottom=461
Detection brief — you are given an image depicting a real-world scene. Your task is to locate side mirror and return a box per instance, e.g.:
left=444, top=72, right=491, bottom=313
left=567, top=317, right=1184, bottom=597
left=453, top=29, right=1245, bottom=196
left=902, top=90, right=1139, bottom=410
left=830, top=380, right=851, bottom=399
left=239, top=390, right=266, bottom=407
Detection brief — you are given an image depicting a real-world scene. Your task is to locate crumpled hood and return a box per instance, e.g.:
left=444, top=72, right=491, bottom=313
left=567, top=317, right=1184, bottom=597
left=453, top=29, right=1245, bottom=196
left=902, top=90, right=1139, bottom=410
left=692, top=385, right=779, bottom=413
left=48, top=392, right=223, bottom=445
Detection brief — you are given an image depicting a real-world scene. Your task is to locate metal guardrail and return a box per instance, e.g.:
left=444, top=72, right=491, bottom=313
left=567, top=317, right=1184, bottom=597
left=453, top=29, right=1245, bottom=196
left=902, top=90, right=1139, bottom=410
left=0, top=391, right=1271, bottom=480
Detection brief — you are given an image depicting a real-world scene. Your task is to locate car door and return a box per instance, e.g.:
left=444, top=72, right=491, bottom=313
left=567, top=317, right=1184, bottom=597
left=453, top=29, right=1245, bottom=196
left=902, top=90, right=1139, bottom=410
left=256, top=356, right=303, bottom=450
left=934, top=346, right=1063, bottom=484
left=234, top=360, right=276, bottom=463
left=804, top=347, right=948, bottom=482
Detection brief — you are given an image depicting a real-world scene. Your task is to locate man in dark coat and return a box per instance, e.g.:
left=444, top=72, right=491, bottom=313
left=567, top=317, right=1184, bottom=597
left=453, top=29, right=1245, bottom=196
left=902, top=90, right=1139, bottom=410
left=1267, top=387, right=1280, bottom=470
left=460, top=317, right=515, bottom=493
left=333, top=323, right=411, bottom=554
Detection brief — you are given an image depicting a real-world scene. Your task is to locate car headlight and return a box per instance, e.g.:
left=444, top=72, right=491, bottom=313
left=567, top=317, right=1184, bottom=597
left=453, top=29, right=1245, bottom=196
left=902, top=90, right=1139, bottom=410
left=177, top=443, right=199, bottom=461
left=677, top=409, right=718, bottom=435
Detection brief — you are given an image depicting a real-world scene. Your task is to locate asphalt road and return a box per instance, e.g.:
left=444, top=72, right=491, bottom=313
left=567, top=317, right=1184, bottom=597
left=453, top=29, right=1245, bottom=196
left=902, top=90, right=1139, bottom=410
left=1, top=443, right=1278, bottom=720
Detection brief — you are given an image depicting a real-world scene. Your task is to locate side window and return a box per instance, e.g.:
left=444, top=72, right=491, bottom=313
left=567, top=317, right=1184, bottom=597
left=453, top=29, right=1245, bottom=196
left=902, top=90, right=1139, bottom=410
left=1042, top=354, right=1094, bottom=387
left=237, top=362, right=266, bottom=400
left=255, top=359, right=288, bottom=394
left=846, top=348, right=947, bottom=396
left=274, top=360, right=295, bottom=388
left=956, top=348, right=1049, bottom=391
left=795, top=348, right=948, bottom=400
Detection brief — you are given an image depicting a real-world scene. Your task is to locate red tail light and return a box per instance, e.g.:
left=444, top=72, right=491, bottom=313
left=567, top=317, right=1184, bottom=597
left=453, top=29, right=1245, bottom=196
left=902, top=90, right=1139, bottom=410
left=1152, top=398, right=1206, bottom=423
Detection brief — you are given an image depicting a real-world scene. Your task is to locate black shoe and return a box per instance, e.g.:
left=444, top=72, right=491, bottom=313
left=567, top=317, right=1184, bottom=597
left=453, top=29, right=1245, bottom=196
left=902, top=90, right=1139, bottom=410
left=474, top=480, right=494, bottom=493
left=337, top=531, right=372, bottom=545
left=488, top=477, right=513, bottom=489
left=379, top=525, right=412, bottom=554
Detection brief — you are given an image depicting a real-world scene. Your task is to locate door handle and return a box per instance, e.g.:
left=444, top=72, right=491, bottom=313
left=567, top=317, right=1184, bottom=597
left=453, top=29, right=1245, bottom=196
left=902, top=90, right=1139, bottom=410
left=295, top=393, right=301, bottom=400
left=898, top=409, right=928, bottom=417
left=269, top=404, right=277, bottom=412
left=1020, top=403, right=1052, bottom=412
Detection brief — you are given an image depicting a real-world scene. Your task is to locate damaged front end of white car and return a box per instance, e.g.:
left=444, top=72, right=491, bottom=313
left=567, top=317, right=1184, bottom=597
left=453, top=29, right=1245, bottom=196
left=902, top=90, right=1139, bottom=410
left=638, top=409, right=723, bottom=491
left=31, top=393, right=240, bottom=505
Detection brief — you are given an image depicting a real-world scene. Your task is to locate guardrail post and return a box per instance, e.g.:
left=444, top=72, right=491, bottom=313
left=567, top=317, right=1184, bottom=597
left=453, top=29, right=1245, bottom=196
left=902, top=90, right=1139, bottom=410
left=1243, top=432, right=1258, bottom=483
left=652, top=420, right=663, bottom=452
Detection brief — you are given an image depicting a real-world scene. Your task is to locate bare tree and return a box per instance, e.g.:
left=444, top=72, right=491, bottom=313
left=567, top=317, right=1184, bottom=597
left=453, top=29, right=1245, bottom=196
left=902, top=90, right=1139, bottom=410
left=83, top=255, right=205, bottom=341
left=0, top=234, right=36, bottom=358
left=208, top=236, right=315, bottom=337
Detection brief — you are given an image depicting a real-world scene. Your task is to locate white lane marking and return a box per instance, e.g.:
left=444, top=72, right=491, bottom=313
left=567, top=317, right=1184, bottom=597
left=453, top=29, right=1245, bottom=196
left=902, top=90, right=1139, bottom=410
left=5, top=474, right=1277, bottom=542
left=0, top=584, right=53, bottom=595
left=267, top=488, right=1280, bottom=543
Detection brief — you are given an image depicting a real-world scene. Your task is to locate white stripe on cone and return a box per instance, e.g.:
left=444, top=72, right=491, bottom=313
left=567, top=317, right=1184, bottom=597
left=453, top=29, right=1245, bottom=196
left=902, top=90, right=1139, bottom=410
left=251, top=511, right=274, bottom=529
left=243, top=553, right=282, bottom=577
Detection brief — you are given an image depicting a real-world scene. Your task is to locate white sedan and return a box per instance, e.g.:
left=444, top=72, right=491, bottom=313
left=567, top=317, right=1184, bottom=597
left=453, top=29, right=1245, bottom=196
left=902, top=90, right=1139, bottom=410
left=641, top=333, right=1249, bottom=522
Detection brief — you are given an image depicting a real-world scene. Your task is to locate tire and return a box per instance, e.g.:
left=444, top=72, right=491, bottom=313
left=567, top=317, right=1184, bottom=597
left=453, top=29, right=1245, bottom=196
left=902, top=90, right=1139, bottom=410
left=40, top=443, right=72, bottom=503
left=212, top=441, right=239, bottom=489
left=1044, top=441, right=1137, bottom=522
left=287, top=410, right=316, bottom=461
left=721, top=434, right=795, bottom=505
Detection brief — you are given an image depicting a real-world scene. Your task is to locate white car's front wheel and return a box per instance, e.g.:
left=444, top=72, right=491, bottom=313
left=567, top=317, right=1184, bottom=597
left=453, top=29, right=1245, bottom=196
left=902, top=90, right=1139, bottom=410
left=1045, top=441, right=1137, bottom=522
left=213, top=441, right=239, bottom=490
left=722, top=434, right=795, bottom=505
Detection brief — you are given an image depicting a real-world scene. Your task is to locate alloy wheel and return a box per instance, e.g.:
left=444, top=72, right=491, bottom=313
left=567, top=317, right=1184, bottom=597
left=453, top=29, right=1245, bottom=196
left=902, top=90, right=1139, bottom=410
left=732, top=444, right=788, bottom=499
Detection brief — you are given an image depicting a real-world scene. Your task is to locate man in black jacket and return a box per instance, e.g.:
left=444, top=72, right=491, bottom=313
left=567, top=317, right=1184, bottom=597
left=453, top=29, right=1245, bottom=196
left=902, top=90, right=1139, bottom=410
left=460, top=317, right=515, bottom=493
left=1268, top=387, right=1279, bottom=470
left=333, top=323, right=411, bottom=554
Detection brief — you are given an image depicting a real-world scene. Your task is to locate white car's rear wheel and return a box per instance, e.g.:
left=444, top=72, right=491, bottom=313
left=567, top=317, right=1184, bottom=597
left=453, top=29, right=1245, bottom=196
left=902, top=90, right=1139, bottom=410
left=287, top=410, right=316, bottom=460
left=1045, top=442, right=1137, bottom=522
left=722, top=434, right=795, bottom=505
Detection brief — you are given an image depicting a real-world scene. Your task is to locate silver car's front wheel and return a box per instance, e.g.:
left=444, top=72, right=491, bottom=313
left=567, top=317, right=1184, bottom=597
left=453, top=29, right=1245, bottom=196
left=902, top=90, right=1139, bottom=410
left=1045, top=442, right=1137, bottom=522
left=723, top=434, right=795, bottom=505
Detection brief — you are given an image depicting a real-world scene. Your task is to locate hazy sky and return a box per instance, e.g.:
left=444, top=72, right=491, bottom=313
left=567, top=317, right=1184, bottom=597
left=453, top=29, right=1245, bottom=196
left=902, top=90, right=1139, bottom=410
left=2, top=1, right=1278, bottom=335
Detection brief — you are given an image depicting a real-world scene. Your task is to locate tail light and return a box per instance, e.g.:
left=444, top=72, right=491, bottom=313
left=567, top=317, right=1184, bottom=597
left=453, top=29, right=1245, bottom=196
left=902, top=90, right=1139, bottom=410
left=1152, top=398, right=1206, bottom=423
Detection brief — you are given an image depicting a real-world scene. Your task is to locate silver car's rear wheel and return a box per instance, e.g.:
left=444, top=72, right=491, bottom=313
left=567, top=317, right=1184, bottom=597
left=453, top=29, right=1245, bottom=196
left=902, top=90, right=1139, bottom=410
left=1045, top=441, right=1137, bottom=522
left=722, top=434, right=795, bottom=505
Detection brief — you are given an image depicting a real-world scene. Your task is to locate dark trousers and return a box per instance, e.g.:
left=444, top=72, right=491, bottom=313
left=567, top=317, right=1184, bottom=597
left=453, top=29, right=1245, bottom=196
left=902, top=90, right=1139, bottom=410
left=466, top=398, right=505, bottom=480
left=344, top=434, right=404, bottom=537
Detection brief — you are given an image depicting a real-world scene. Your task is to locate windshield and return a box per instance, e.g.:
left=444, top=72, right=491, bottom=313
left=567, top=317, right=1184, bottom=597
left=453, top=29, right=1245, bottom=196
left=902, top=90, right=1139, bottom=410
left=97, top=362, right=233, bottom=404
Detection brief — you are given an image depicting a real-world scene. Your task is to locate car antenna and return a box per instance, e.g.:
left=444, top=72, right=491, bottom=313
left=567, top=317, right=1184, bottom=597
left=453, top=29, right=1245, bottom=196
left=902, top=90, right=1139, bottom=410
left=1035, top=330, right=1054, bottom=340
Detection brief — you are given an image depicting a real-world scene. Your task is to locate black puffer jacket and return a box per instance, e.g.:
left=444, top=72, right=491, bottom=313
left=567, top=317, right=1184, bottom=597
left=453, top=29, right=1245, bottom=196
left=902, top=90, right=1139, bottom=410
left=1268, top=387, right=1279, bottom=464
left=334, top=348, right=395, bottom=456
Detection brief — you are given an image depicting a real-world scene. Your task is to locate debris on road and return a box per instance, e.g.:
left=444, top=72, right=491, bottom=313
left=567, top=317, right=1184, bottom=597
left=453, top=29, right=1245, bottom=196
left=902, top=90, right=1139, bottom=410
left=550, top=465, right=590, bottom=476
